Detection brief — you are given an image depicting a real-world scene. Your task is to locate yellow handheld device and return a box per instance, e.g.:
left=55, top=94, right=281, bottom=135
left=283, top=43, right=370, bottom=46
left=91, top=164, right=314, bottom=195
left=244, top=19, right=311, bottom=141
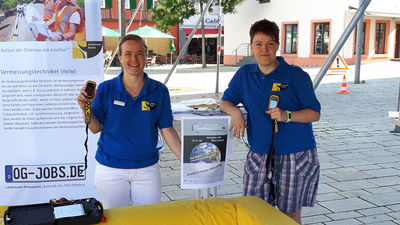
left=268, top=95, right=279, bottom=133
left=268, top=95, right=279, bottom=110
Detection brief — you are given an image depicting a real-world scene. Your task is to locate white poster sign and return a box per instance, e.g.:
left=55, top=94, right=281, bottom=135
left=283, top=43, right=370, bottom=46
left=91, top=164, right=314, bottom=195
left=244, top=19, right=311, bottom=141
left=0, top=0, right=103, bottom=205
left=181, top=116, right=233, bottom=189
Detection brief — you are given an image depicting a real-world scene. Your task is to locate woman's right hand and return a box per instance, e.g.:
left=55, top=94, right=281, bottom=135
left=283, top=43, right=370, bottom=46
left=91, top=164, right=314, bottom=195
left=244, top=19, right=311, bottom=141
left=76, top=87, right=97, bottom=111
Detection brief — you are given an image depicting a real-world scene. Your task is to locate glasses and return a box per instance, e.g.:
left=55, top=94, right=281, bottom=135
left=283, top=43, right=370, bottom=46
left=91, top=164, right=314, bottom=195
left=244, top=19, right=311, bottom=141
left=253, top=41, right=278, bottom=50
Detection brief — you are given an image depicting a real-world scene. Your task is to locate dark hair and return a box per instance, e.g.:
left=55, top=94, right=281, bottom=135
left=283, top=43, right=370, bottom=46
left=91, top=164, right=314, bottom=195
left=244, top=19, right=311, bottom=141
left=249, top=19, right=280, bottom=44
left=118, top=34, right=148, bottom=56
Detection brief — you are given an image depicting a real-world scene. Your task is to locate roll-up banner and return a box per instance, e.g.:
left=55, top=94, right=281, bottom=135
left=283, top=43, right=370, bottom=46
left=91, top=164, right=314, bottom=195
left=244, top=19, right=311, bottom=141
left=0, top=0, right=103, bottom=205
left=181, top=116, right=233, bottom=189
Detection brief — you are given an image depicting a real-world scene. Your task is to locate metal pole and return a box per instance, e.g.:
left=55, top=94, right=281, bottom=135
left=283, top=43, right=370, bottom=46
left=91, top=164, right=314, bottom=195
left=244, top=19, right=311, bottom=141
left=215, top=0, right=222, bottom=93
left=164, top=0, right=214, bottom=84
left=354, top=0, right=364, bottom=84
left=104, top=0, right=145, bottom=74
left=394, top=82, right=400, bottom=133
left=313, top=0, right=371, bottom=90
left=119, top=0, right=126, bottom=38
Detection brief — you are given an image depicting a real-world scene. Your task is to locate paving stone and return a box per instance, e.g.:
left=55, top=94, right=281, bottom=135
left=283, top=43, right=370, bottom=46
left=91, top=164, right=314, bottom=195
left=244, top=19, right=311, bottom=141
left=363, top=150, right=397, bottom=157
left=363, top=168, right=400, bottom=177
left=387, top=212, right=400, bottom=219
left=357, top=214, right=394, bottom=224
left=164, top=189, right=198, bottom=201
left=162, top=185, right=181, bottom=192
left=333, top=159, right=372, bottom=167
left=365, top=186, right=397, bottom=195
left=302, top=203, right=332, bottom=217
left=365, top=221, right=397, bottom=225
left=339, top=190, right=373, bottom=198
left=328, top=180, right=378, bottom=191
left=302, top=215, right=332, bottom=224
left=319, top=175, right=336, bottom=184
left=317, top=183, right=339, bottom=194
left=218, top=192, right=242, bottom=199
left=317, top=193, right=346, bottom=202
left=361, top=193, right=400, bottom=207
left=357, top=206, right=393, bottom=216
left=333, top=152, right=369, bottom=160
left=380, top=140, right=400, bottom=147
left=216, top=183, right=242, bottom=195
left=365, top=156, right=400, bottom=164
left=161, top=192, right=171, bottom=201
left=324, top=218, right=363, bottom=225
left=354, top=164, right=382, bottom=170
left=326, top=211, right=363, bottom=220
left=325, top=171, right=372, bottom=182
left=387, top=204, right=400, bottom=211
left=320, top=162, right=342, bottom=170
left=378, top=162, right=400, bottom=169
left=227, top=161, right=244, bottom=170
left=368, top=176, right=400, bottom=186
left=319, top=198, right=375, bottom=213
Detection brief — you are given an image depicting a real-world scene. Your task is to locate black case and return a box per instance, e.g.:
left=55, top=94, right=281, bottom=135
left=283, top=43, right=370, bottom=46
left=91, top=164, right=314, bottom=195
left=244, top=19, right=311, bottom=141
left=3, top=198, right=102, bottom=225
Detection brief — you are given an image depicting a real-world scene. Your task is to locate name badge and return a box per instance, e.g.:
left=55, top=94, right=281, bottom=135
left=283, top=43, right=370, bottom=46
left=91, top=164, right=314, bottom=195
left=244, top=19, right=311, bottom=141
left=113, top=100, right=125, bottom=106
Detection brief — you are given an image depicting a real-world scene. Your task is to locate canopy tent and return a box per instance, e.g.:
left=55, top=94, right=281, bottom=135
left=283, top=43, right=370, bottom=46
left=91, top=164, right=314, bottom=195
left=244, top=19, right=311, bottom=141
left=128, top=25, right=176, bottom=56
left=128, top=25, right=175, bottom=39
left=102, top=26, right=121, bottom=37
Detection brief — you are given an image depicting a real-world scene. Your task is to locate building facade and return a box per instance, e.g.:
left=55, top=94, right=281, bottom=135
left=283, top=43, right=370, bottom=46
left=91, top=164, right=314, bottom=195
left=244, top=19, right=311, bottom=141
left=223, top=0, right=400, bottom=66
left=180, top=4, right=224, bottom=64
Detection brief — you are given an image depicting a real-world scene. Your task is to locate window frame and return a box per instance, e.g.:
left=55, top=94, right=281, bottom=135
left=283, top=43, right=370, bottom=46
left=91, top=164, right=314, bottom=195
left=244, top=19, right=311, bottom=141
left=312, top=21, right=330, bottom=55
left=353, top=19, right=370, bottom=56
left=375, top=20, right=389, bottom=54
left=283, top=23, right=298, bottom=55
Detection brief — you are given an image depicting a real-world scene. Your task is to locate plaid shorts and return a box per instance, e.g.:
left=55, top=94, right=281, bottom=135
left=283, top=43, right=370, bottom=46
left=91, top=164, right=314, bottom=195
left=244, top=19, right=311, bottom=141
left=243, top=148, right=320, bottom=213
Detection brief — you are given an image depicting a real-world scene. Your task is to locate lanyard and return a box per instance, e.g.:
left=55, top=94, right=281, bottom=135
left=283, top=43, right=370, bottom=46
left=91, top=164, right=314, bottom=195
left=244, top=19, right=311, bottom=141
left=266, top=120, right=277, bottom=202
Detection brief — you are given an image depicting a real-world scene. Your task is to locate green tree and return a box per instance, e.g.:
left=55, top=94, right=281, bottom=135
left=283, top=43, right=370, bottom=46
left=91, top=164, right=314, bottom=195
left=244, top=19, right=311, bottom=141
left=152, top=0, right=243, bottom=68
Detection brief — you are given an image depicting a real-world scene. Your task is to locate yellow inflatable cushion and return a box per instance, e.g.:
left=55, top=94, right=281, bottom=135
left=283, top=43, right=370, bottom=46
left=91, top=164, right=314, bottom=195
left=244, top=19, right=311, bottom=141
left=0, top=196, right=297, bottom=225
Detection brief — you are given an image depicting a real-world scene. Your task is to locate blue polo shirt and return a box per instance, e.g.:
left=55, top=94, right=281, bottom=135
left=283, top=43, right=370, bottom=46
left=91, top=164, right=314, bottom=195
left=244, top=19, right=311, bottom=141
left=91, top=72, right=173, bottom=169
left=222, top=56, right=320, bottom=154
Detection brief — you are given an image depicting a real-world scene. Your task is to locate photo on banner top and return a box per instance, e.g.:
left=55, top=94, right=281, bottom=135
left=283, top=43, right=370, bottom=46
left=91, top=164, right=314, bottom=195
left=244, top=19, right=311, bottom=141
left=0, top=0, right=86, bottom=42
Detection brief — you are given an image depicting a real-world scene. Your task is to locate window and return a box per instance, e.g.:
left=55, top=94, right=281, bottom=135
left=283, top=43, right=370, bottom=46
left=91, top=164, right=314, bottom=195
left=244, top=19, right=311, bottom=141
left=354, top=22, right=366, bottom=54
left=284, top=24, right=297, bottom=54
left=125, top=0, right=130, bottom=9
left=375, top=22, right=386, bottom=54
left=313, top=22, right=330, bottom=54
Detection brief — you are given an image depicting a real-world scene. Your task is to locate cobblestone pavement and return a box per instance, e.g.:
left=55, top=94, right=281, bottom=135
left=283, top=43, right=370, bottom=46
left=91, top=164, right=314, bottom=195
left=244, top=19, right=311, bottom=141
left=108, top=61, right=400, bottom=224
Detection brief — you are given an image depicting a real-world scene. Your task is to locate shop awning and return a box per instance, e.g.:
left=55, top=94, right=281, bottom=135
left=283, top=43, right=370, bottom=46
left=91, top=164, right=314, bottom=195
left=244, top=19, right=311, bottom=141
left=182, top=27, right=224, bottom=38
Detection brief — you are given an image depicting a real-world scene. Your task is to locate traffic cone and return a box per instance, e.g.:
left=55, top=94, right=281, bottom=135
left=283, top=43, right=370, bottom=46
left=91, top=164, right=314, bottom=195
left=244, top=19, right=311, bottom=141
left=337, top=74, right=350, bottom=94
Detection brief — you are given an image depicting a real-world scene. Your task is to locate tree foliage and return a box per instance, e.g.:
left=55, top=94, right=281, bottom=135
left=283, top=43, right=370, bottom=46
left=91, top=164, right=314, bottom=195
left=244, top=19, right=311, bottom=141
left=152, top=0, right=244, bottom=32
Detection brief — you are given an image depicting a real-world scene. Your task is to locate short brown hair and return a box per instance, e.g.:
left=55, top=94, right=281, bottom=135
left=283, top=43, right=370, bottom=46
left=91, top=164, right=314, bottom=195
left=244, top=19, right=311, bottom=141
left=118, top=34, right=148, bottom=56
left=250, top=19, right=280, bottom=44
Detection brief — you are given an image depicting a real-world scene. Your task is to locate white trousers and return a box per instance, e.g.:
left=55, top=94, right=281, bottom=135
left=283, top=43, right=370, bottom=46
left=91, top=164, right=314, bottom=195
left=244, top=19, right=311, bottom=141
left=95, top=162, right=161, bottom=209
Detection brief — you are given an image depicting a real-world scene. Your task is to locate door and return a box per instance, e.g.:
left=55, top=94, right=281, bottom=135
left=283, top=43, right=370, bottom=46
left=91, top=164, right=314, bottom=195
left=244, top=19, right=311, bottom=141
left=396, top=24, right=400, bottom=58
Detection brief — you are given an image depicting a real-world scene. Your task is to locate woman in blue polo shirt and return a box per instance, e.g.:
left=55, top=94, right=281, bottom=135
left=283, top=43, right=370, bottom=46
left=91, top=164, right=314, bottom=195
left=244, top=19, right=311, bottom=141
left=220, top=19, right=321, bottom=224
left=77, top=34, right=181, bottom=209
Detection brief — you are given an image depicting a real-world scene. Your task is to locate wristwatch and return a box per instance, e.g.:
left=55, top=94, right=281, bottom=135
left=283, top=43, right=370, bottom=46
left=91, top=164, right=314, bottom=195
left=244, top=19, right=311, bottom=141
left=285, top=110, right=292, bottom=123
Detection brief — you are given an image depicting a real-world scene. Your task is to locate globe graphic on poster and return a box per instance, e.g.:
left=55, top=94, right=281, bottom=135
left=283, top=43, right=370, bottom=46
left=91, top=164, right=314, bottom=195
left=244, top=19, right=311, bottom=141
left=189, top=142, right=221, bottom=163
